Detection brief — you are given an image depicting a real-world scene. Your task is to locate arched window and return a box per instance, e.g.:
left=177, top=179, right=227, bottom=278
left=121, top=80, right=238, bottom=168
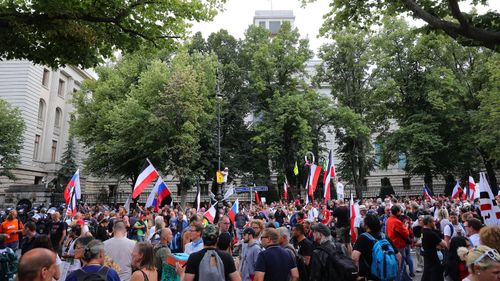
left=54, top=107, right=62, bottom=128
left=38, top=99, right=46, bottom=121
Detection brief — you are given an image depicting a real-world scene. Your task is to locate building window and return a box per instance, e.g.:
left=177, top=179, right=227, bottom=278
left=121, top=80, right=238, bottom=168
left=51, top=140, right=58, bottom=162
left=269, top=21, right=281, bottom=34
left=374, top=143, right=381, bottom=165
left=42, top=69, right=50, bottom=86
left=34, top=176, right=44, bottom=185
left=54, top=107, right=62, bottom=128
left=33, top=134, right=41, bottom=160
left=38, top=99, right=46, bottom=121
left=58, top=79, right=65, bottom=98
left=403, top=178, right=411, bottom=190
left=258, top=21, right=266, bottom=27
left=398, top=153, right=407, bottom=169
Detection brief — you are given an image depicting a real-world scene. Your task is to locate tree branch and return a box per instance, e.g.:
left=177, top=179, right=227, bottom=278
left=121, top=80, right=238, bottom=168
left=447, top=0, right=469, bottom=29
left=400, top=0, right=500, bottom=50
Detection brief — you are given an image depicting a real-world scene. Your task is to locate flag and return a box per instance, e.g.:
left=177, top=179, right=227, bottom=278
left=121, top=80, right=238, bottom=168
left=308, top=164, right=322, bottom=197
left=124, top=195, right=131, bottom=213
left=469, top=176, right=479, bottom=200
left=350, top=193, right=360, bottom=243
left=323, top=150, right=335, bottom=203
left=132, top=160, right=159, bottom=199
left=336, top=181, right=345, bottom=201
left=223, top=185, right=235, bottom=201
left=451, top=181, right=463, bottom=200
left=283, top=177, right=289, bottom=200
left=146, top=177, right=171, bottom=211
left=477, top=172, right=500, bottom=225
left=228, top=198, right=239, bottom=224
left=66, top=188, right=77, bottom=217
left=64, top=169, right=81, bottom=204
left=293, top=161, right=299, bottom=176
left=423, top=184, right=433, bottom=201
left=195, top=181, right=201, bottom=212
left=254, top=191, right=260, bottom=205
left=204, top=202, right=217, bottom=223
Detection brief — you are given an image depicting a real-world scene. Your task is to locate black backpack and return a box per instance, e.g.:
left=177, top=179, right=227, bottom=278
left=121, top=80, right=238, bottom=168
left=317, top=242, right=358, bottom=281
left=74, top=266, right=109, bottom=281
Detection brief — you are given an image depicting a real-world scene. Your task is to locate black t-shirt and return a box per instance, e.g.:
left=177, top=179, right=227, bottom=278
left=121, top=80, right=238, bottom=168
left=274, top=211, right=286, bottom=225
left=297, top=238, right=314, bottom=258
left=422, top=228, right=442, bottom=263
left=185, top=248, right=237, bottom=281
left=413, top=225, right=423, bottom=239
left=49, top=221, right=67, bottom=244
left=353, top=232, right=398, bottom=281
left=332, top=206, right=349, bottom=227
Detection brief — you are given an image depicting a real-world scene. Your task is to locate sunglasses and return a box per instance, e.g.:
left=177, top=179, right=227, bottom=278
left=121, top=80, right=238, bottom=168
left=473, top=249, right=500, bottom=264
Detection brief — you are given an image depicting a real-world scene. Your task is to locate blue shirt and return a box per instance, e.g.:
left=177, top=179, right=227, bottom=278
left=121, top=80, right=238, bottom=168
left=65, top=265, right=120, bottom=281
left=255, top=245, right=296, bottom=281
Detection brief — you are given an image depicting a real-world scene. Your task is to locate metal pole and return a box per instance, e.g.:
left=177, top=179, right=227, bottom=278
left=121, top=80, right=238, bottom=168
left=217, top=65, right=221, bottom=172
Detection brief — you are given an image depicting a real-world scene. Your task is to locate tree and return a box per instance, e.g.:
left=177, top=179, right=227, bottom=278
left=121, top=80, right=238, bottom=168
left=55, top=136, right=78, bottom=192
left=72, top=48, right=218, bottom=200
left=316, top=27, right=387, bottom=198
left=0, top=99, right=25, bottom=180
left=317, top=0, right=500, bottom=51
left=0, top=0, right=224, bottom=68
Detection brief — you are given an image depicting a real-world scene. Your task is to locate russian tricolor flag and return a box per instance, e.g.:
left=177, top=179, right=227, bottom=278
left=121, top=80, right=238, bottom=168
left=146, top=177, right=171, bottom=211
left=228, top=198, right=239, bottom=224
left=64, top=169, right=81, bottom=205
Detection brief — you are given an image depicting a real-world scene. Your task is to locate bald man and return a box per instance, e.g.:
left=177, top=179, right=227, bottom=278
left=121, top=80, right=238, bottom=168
left=17, top=248, right=57, bottom=281
left=154, top=227, right=173, bottom=279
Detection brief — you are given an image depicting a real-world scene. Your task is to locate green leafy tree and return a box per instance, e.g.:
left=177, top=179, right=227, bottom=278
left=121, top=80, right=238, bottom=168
left=0, top=0, right=225, bottom=67
left=316, top=28, right=387, bottom=198
left=0, top=99, right=25, bottom=180
left=317, top=0, right=500, bottom=51
left=55, top=136, right=78, bottom=192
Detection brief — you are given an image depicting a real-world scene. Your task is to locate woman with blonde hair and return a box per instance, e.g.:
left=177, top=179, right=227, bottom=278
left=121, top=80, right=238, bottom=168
left=479, top=225, right=500, bottom=252
left=131, top=242, right=157, bottom=281
left=457, top=245, right=500, bottom=281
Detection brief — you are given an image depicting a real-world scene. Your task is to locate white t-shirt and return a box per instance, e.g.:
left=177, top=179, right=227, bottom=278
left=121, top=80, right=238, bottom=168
left=308, top=207, right=319, bottom=221
left=104, top=236, right=136, bottom=281
left=469, top=233, right=480, bottom=246
left=443, top=223, right=465, bottom=238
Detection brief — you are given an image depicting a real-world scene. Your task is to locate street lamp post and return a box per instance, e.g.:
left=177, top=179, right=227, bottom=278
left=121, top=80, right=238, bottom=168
left=215, top=64, right=224, bottom=209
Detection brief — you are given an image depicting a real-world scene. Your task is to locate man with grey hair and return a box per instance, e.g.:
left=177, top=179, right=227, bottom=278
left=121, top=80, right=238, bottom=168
left=104, top=220, right=135, bottom=281
left=154, top=227, right=173, bottom=279
left=277, top=227, right=295, bottom=257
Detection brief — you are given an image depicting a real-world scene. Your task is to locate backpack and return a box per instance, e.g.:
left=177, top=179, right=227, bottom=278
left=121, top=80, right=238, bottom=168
left=150, top=229, right=161, bottom=245
left=361, top=233, right=398, bottom=281
left=0, top=248, right=17, bottom=281
left=198, top=249, right=225, bottom=281
left=74, top=266, right=109, bottom=281
left=317, top=242, right=358, bottom=281
left=283, top=244, right=308, bottom=281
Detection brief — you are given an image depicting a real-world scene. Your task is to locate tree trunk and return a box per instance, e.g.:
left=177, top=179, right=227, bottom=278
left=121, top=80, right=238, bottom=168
left=424, top=171, right=434, bottom=193
left=484, top=159, right=498, bottom=195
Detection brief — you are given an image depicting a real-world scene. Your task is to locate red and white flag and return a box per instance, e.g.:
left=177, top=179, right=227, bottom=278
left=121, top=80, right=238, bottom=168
left=255, top=191, right=261, bottom=205
left=66, top=187, right=77, bottom=217
left=64, top=169, right=81, bottom=204
left=204, top=202, right=217, bottom=223
left=132, top=160, right=159, bottom=199
left=350, top=193, right=360, bottom=243
left=469, top=176, right=479, bottom=200
left=451, top=181, right=463, bottom=200
left=477, top=172, right=500, bottom=225
left=308, top=164, right=322, bottom=197
left=283, top=177, right=289, bottom=200
left=323, top=150, right=335, bottom=203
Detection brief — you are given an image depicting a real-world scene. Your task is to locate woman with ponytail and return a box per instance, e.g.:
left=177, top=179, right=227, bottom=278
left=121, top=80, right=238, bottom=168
left=64, top=239, right=120, bottom=281
left=457, top=245, right=500, bottom=281
left=444, top=236, right=470, bottom=281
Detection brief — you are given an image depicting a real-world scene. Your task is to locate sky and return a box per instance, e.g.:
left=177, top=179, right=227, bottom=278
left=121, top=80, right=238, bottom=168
left=190, top=0, right=500, bottom=57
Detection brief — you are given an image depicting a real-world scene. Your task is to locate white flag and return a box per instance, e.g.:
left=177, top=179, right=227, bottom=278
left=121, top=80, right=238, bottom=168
left=223, top=185, right=235, bottom=200
left=124, top=195, right=131, bottom=213
left=477, top=172, right=500, bottom=225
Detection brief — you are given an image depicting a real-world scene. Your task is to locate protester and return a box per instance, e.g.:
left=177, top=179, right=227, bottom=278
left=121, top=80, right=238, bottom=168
left=0, top=209, right=24, bottom=251
left=291, top=223, right=313, bottom=265
left=153, top=227, right=173, bottom=279
left=17, top=248, right=57, bottom=281
left=104, top=220, right=136, bottom=281
left=457, top=245, right=500, bottom=281
left=386, top=205, right=411, bottom=281
left=444, top=236, right=470, bottom=281
left=20, top=221, right=38, bottom=255
left=421, top=215, right=447, bottom=281
left=464, top=218, right=482, bottom=246
left=131, top=242, right=158, bottom=281
left=65, top=239, right=120, bottom=281
left=48, top=212, right=67, bottom=255
left=184, top=222, right=204, bottom=254
left=254, top=228, right=299, bottom=281
left=479, top=225, right=500, bottom=252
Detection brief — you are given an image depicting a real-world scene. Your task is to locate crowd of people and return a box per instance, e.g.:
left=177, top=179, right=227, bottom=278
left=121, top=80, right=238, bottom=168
left=0, top=194, right=499, bottom=281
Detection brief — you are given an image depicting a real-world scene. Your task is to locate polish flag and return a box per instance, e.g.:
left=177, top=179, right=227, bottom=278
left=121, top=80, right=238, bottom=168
left=64, top=169, right=81, bottom=204
left=204, top=202, right=217, bottom=223
left=308, top=164, right=322, bottom=197
left=469, top=176, right=479, bottom=200
left=323, top=150, right=335, bottom=203
left=283, top=177, right=289, bottom=200
left=350, top=193, right=360, bottom=243
left=132, top=160, right=159, bottom=199
left=451, top=181, right=463, bottom=199
left=228, top=199, right=239, bottom=224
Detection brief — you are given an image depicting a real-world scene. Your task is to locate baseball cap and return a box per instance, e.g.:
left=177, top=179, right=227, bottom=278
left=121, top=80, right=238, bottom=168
left=202, top=224, right=219, bottom=243
left=311, top=223, right=331, bottom=237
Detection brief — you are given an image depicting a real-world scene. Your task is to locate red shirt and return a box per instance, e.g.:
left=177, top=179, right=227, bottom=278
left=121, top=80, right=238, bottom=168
left=321, top=209, right=331, bottom=224
left=386, top=216, right=409, bottom=249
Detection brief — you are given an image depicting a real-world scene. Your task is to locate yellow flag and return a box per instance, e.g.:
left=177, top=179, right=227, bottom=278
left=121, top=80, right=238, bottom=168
left=216, top=170, right=224, bottom=184
left=293, top=161, right=299, bottom=176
